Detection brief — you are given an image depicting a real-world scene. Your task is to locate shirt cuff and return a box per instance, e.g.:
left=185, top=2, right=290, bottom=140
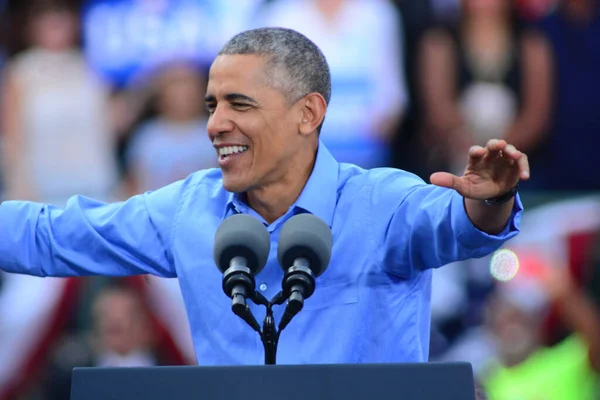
left=452, top=191, right=523, bottom=254
left=0, top=200, right=45, bottom=276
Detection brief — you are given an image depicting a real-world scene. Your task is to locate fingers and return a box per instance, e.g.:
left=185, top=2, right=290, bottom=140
left=460, top=139, right=530, bottom=191
left=503, top=144, right=522, bottom=160
left=518, top=153, right=530, bottom=180
left=486, top=139, right=521, bottom=159
left=483, top=139, right=530, bottom=179
left=486, top=139, right=507, bottom=152
left=489, top=140, right=530, bottom=180
left=470, top=141, right=519, bottom=163
left=470, top=140, right=516, bottom=160
left=469, top=145, right=486, bottom=159
left=431, top=172, right=477, bottom=198
left=430, top=172, right=467, bottom=193
left=485, top=139, right=508, bottom=163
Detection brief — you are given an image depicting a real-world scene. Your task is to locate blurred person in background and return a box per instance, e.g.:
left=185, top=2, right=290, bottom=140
left=390, top=0, right=436, bottom=181
left=479, top=253, right=600, bottom=399
left=0, top=0, right=119, bottom=205
left=42, top=285, right=159, bottom=400
left=255, top=0, right=408, bottom=168
left=418, top=0, right=553, bottom=177
left=0, top=3, right=120, bottom=398
left=531, top=0, right=600, bottom=191
left=124, top=61, right=215, bottom=196
left=0, top=0, right=10, bottom=198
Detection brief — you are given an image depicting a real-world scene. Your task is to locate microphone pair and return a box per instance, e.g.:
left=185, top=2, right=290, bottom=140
left=213, top=213, right=332, bottom=330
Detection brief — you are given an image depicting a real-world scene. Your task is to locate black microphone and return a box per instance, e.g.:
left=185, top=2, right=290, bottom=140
left=277, top=213, right=332, bottom=329
left=213, top=214, right=270, bottom=331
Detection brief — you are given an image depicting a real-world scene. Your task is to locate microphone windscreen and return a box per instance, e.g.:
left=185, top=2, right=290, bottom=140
left=277, top=213, right=332, bottom=276
left=213, top=214, right=270, bottom=274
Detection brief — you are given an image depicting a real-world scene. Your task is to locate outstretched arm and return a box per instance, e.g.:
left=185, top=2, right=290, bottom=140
left=0, top=179, right=188, bottom=278
left=376, top=139, right=527, bottom=276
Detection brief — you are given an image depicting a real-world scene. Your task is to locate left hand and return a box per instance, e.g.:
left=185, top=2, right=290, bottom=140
left=430, top=139, right=530, bottom=200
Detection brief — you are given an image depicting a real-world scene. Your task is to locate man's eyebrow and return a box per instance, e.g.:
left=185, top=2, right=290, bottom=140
left=204, top=93, right=259, bottom=105
left=225, top=93, right=259, bottom=104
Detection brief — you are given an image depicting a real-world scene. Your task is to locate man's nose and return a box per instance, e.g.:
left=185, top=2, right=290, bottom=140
left=207, top=105, right=234, bottom=140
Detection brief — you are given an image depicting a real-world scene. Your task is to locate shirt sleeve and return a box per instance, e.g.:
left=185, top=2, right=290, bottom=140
left=374, top=171, right=523, bottom=278
left=0, top=179, right=187, bottom=278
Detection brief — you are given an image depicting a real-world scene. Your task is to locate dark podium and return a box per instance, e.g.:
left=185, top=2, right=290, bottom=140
left=70, top=362, right=477, bottom=400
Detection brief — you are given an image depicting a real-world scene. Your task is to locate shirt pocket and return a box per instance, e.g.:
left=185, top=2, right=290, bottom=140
left=301, top=281, right=359, bottom=311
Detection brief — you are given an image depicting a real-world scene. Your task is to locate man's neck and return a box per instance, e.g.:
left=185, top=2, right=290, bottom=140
left=246, top=147, right=317, bottom=224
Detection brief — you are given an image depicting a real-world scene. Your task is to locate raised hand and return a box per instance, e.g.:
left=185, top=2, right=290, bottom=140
left=430, top=139, right=529, bottom=200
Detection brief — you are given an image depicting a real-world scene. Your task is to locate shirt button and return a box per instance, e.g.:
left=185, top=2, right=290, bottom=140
left=259, top=283, right=268, bottom=292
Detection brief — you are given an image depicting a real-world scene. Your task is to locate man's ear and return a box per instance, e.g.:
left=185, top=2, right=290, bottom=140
left=299, top=93, right=327, bottom=136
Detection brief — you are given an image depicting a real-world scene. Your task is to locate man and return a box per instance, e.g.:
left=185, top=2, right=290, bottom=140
left=0, top=28, right=528, bottom=365
left=43, top=285, right=160, bottom=400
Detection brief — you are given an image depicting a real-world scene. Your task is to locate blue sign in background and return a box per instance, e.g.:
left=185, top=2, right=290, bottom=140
left=82, top=0, right=222, bottom=87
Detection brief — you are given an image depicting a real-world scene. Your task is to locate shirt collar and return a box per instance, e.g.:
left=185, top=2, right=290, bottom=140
left=222, top=141, right=339, bottom=226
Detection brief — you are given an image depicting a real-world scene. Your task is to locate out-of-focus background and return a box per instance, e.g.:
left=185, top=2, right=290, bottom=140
left=0, top=0, right=599, bottom=399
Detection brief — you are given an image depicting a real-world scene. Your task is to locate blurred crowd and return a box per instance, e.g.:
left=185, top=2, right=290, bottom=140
left=0, top=0, right=599, bottom=399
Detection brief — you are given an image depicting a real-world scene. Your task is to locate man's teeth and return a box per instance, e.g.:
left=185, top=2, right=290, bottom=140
left=218, top=146, right=249, bottom=157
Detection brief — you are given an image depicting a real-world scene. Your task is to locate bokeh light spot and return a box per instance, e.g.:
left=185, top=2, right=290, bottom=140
left=490, top=249, right=520, bottom=282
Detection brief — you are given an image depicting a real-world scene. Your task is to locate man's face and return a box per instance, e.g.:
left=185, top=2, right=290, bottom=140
left=205, top=55, right=305, bottom=193
left=94, top=291, right=151, bottom=355
left=32, top=10, right=78, bottom=51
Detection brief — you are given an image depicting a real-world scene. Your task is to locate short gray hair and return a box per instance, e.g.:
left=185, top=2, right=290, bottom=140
left=219, top=27, right=332, bottom=108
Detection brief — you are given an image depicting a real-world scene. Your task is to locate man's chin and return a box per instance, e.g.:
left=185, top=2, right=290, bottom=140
left=222, top=176, right=249, bottom=193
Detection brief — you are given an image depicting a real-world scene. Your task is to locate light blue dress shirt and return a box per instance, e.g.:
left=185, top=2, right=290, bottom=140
left=0, top=143, right=522, bottom=365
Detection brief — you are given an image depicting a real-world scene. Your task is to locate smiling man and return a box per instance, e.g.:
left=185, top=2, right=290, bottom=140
left=204, top=43, right=333, bottom=225
left=0, top=28, right=527, bottom=365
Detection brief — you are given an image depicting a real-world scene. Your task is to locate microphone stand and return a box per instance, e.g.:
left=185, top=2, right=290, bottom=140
left=227, top=269, right=313, bottom=364
left=231, top=290, right=299, bottom=365
left=249, top=291, right=288, bottom=365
